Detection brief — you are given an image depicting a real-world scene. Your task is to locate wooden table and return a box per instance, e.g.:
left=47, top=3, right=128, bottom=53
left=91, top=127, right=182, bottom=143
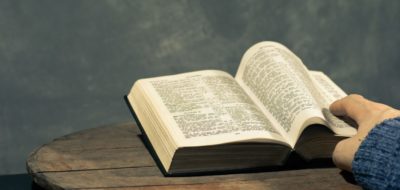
left=27, top=123, right=361, bottom=190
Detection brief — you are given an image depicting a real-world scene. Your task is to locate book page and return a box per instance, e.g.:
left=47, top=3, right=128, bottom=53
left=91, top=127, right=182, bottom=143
left=309, top=71, right=346, bottom=101
left=309, top=71, right=357, bottom=136
left=235, top=42, right=324, bottom=146
left=138, top=70, right=287, bottom=147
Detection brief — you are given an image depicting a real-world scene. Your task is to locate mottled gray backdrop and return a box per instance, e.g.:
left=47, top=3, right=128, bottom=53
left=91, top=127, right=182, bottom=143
left=1, top=0, right=399, bottom=175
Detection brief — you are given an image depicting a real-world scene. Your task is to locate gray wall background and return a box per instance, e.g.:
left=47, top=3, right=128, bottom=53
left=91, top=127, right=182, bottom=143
left=1, top=0, right=400, bottom=175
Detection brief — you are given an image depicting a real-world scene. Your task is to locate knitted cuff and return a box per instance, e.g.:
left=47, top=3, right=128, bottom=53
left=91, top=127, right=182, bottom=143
left=352, top=117, right=400, bottom=190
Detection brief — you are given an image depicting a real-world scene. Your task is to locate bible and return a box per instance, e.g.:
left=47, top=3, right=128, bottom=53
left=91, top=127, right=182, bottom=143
left=125, top=41, right=356, bottom=176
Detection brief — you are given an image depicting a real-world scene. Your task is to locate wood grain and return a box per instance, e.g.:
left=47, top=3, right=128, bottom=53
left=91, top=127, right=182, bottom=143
left=27, top=123, right=361, bottom=190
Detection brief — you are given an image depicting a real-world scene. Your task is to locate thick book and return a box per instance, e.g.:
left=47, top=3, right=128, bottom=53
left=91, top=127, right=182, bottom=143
left=125, top=41, right=356, bottom=176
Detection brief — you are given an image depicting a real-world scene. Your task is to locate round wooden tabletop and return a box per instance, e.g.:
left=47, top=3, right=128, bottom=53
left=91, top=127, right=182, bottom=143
left=27, top=123, right=361, bottom=190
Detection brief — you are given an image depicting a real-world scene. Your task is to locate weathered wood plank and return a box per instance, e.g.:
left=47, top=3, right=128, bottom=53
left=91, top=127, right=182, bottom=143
left=80, top=178, right=360, bottom=190
left=27, top=123, right=155, bottom=173
left=30, top=123, right=142, bottom=155
left=31, top=167, right=356, bottom=189
left=27, top=123, right=360, bottom=190
left=28, top=146, right=155, bottom=173
left=46, top=136, right=143, bottom=151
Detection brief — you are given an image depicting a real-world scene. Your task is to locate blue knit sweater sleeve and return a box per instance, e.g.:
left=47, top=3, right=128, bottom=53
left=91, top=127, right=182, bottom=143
left=352, top=117, right=400, bottom=190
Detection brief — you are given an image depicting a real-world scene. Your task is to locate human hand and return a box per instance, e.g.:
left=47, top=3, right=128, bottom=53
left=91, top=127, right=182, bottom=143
left=330, top=94, right=400, bottom=172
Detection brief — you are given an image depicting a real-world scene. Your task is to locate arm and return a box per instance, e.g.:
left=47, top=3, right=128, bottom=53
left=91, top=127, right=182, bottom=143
left=329, top=94, right=400, bottom=189
left=353, top=117, right=400, bottom=189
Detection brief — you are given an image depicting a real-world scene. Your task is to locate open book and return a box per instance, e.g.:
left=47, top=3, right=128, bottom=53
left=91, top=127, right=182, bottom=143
left=125, top=41, right=356, bottom=176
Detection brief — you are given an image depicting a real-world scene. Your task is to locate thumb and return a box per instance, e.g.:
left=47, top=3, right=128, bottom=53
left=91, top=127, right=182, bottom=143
left=332, top=136, right=362, bottom=172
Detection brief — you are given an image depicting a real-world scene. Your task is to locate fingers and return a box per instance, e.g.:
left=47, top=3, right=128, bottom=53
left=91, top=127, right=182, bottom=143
left=332, top=136, right=363, bottom=172
left=330, top=94, right=400, bottom=126
left=332, top=139, right=352, bottom=172
left=330, top=94, right=371, bottom=124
